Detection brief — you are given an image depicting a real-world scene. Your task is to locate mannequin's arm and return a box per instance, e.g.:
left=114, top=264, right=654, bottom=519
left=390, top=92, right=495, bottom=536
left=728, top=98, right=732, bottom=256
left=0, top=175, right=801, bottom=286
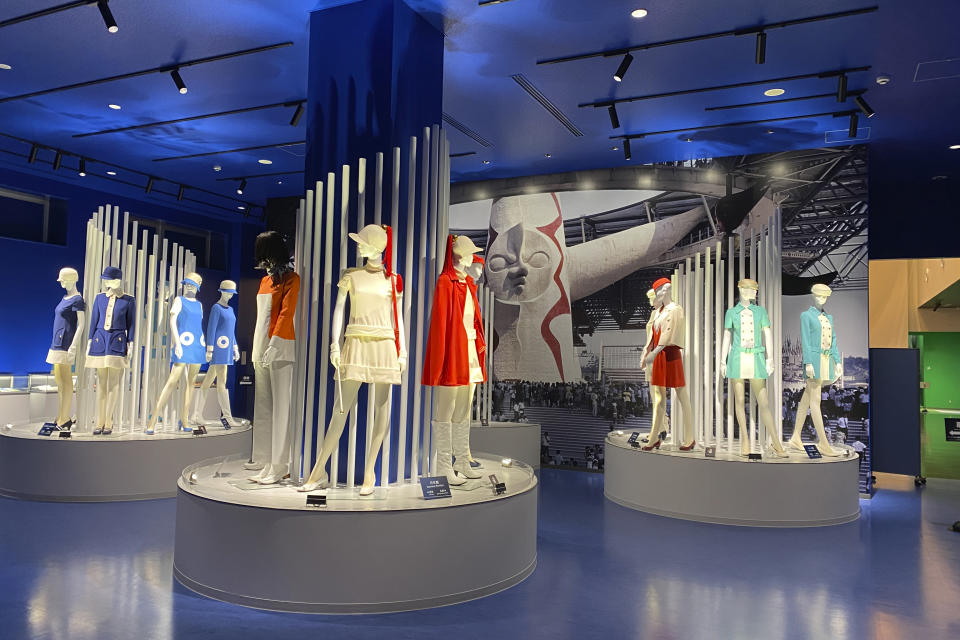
left=329, top=287, right=348, bottom=368
left=204, top=305, right=217, bottom=363
left=644, top=344, right=664, bottom=366
left=801, top=314, right=817, bottom=379
left=88, top=296, right=100, bottom=341
left=762, top=326, right=774, bottom=376
left=69, top=310, right=85, bottom=356
left=125, top=295, right=136, bottom=354
left=169, top=297, right=183, bottom=358
left=720, top=328, right=732, bottom=377
left=396, top=291, right=407, bottom=372
left=831, top=321, right=842, bottom=378
left=639, top=330, right=651, bottom=365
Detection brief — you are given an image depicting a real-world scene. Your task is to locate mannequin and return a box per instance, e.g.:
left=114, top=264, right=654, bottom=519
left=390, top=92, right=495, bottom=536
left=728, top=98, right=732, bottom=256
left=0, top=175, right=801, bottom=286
left=249, top=231, right=301, bottom=485
left=300, top=224, right=407, bottom=495
left=642, top=278, right=695, bottom=451
left=146, top=272, right=206, bottom=434
left=421, top=234, right=487, bottom=485
left=788, top=283, right=842, bottom=456
left=640, top=288, right=666, bottom=444
left=720, top=279, right=788, bottom=458
left=45, top=267, right=86, bottom=430
left=190, top=280, right=242, bottom=428
left=85, top=266, right=135, bottom=435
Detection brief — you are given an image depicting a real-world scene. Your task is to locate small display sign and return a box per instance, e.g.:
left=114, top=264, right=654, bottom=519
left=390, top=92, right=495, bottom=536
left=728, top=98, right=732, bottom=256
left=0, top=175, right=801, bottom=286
left=37, top=424, right=57, bottom=437
left=804, top=445, right=823, bottom=459
left=946, top=418, right=960, bottom=443
left=420, top=476, right=452, bottom=500
left=704, top=445, right=716, bottom=458
left=627, top=432, right=640, bottom=444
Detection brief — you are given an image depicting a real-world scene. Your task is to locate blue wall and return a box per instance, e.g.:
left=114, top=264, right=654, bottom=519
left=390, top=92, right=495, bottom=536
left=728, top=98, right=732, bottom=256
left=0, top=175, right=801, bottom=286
left=0, top=167, right=260, bottom=375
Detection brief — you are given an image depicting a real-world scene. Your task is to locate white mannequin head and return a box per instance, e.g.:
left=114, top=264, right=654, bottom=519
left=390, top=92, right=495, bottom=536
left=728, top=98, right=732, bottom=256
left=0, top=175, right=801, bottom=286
left=102, top=279, right=122, bottom=292
left=452, top=234, right=483, bottom=274
left=646, top=288, right=656, bottom=309
left=466, top=257, right=484, bottom=282
left=652, top=278, right=672, bottom=307
left=218, top=279, right=237, bottom=305
left=182, top=272, right=203, bottom=298
left=811, top=283, right=832, bottom=308
left=57, top=267, right=79, bottom=292
left=100, top=266, right=122, bottom=293
left=738, top=278, right=759, bottom=304
left=349, top=224, right=388, bottom=263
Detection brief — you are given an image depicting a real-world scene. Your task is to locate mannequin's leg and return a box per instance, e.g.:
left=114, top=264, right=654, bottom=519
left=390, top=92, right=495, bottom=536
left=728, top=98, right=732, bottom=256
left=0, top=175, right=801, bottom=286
left=788, top=387, right=812, bottom=449
left=211, top=366, right=241, bottom=426
left=465, top=383, right=480, bottom=464
left=299, top=380, right=362, bottom=490
left=806, top=379, right=839, bottom=456
left=182, top=364, right=201, bottom=426
left=452, top=384, right=482, bottom=479
left=249, top=363, right=273, bottom=471
left=104, top=368, right=122, bottom=433
left=96, top=368, right=109, bottom=433
left=148, top=364, right=186, bottom=432
left=54, top=363, right=73, bottom=426
left=359, top=383, right=393, bottom=495
left=752, top=379, right=787, bottom=456
left=733, top=379, right=751, bottom=456
left=260, top=362, right=295, bottom=484
left=644, top=386, right=665, bottom=446
left=676, top=386, right=695, bottom=450
left=192, top=365, right=218, bottom=423
left=433, top=386, right=466, bottom=485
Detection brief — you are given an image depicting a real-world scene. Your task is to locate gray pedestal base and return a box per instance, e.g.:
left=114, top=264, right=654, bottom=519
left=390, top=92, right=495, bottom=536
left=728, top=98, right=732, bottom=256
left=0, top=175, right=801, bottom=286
left=604, top=433, right=860, bottom=527
left=471, top=421, right=541, bottom=469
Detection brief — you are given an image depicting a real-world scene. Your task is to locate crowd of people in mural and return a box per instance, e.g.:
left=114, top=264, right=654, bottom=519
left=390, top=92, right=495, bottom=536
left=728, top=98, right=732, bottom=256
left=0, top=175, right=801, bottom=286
left=491, top=380, right=651, bottom=426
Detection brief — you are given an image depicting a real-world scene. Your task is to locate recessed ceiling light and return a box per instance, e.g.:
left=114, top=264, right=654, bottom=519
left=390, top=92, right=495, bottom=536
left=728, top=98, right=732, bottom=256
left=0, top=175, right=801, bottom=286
left=106, top=170, right=117, bottom=176
left=0, top=64, right=11, bottom=71
left=108, top=104, right=121, bottom=110
left=766, top=129, right=775, bottom=134
left=611, top=146, right=619, bottom=151
left=685, top=138, right=693, bottom=142
left=238, top=205, right=246, bottom=210
left=631, top=9, right=648, bottom=18
left=482, top=160, right=491, bottom=165
left=258, top=159, right=272, bottom=165
left=764, top=88, right=785, bottom=97
left=213, top=165, right=222, bottom=172
left=932, top=175, right=948, bottom=181
left=950, top=145, right=960, bottom=150
left=544, top=153, right=552, bottom=158
left=277, top=180, right=283, bottom=185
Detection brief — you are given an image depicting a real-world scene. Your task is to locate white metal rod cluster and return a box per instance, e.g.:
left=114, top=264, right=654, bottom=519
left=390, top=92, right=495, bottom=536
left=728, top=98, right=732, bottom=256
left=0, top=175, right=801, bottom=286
left=75, top=205, right=195, bottom=433
left=670, top=216, right=782, bottom=451
left=290, top=123, right=451, bottom=487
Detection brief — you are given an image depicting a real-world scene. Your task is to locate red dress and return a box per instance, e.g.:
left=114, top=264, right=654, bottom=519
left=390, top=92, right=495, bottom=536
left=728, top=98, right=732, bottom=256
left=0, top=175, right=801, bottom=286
left=650, top=324, right=685, bottom=388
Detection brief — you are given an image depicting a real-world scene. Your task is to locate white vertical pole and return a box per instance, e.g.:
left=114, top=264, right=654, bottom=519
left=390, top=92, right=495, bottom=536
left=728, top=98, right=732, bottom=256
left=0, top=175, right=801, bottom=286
left=400, top=138, right=417, bottom=483
left=358, top=157, right=375, bottom=481
left=292, top=196, right=311, bottom=481
left=141, top=235, right=158, bottom=425
left=424, top=124, right=440, bottom=474
left=693, top=252, right=701, bottom=446
left=775, top=210, right=783, bottom=439
left=383, top=146, right=400, bottom=487
left=749, top=230, right=757, bottom=452
left=412, top=126, right=430, bottom=478
left=340, top=164, right=355, bottom=489
left=727, top=234, right=735, bottom=452
left=703, top=245, right=712, bottom=446
left=485, top=287, right=494, bottom=424
left=715, top=249, right=723, bottom=444
left=110, top=205, right=119, bottom=266
left=317, top=176, right=336, bottom=479
left=302, top=181, right=324, bottom=482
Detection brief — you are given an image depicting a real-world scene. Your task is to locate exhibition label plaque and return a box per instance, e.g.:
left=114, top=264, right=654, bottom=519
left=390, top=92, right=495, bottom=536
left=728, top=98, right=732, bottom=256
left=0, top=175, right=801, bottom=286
left=804, top=445, right=823, bottom=459
left=704, top=445, right=716, bottom=458
left=37, top=425, right=57, bottom=437
left=946, top=418, right=960, bottom=443
left=628, top=432, right=641, bottom=447
left=420, top=476, right=452, bottom=500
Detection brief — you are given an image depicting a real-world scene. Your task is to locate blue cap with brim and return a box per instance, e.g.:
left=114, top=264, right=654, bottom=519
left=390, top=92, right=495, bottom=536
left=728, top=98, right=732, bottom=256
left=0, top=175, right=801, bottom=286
left=101, top=266, right=122, bottom=280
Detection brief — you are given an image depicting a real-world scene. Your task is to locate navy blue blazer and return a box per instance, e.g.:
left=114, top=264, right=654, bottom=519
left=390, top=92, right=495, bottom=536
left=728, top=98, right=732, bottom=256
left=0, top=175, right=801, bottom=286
left=88, top=292, right=136, bottom=357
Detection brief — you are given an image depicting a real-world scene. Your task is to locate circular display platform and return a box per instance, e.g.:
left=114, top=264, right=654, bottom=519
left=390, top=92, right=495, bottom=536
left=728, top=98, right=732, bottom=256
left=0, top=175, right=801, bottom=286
left=604, top=432, right=860, bottom=527
left=173, top=455, right=538, bottom=613
left=0, top=421, right=252, bottom=502
left=471, top=421, right=541, bottom=469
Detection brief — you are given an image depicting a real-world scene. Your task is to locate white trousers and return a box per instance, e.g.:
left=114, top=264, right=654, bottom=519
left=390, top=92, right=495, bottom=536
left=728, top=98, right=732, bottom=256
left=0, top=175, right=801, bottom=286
left=253, top=362, right=294, bottom=469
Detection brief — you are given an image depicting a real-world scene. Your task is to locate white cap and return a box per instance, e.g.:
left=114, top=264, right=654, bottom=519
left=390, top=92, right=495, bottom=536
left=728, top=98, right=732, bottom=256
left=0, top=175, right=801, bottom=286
left=57, top=267, right=79, bottom=283
left=348, top=224, right=388, bottom=252
left=452, top=234, right=482, bottom=256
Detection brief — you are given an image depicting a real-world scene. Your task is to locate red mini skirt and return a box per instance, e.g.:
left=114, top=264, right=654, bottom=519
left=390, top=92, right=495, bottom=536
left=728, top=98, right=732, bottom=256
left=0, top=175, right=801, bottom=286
left=650, top=326, right=685, bottom=388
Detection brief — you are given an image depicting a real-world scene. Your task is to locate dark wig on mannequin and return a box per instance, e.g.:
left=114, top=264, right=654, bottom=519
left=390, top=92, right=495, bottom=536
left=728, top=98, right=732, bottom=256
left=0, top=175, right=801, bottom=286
left=255, top=230, right=293, bottom=283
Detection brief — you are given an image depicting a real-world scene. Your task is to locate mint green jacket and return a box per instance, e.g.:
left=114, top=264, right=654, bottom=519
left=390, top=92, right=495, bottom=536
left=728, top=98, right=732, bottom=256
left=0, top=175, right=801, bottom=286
left=801, top=306, right=840, bottom=379
left=723, top=303, right=770, bottom=379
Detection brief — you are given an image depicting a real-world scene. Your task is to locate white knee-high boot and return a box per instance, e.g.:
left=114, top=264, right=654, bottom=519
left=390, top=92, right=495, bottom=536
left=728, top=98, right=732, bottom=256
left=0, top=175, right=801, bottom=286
left=432, top=421, right=465, bottom=485
left=452, top=420, right=482, bottom=479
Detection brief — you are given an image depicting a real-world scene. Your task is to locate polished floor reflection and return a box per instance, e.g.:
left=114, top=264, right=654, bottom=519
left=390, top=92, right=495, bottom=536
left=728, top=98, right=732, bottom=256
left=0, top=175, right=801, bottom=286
left=1, top=471, right=958, bottom=639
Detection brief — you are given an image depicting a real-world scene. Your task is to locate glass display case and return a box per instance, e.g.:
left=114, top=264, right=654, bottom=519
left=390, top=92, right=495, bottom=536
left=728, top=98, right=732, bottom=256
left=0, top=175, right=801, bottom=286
left=29, top=373, right=61, bottom=393
left=0, top=374, right=29, bottom=394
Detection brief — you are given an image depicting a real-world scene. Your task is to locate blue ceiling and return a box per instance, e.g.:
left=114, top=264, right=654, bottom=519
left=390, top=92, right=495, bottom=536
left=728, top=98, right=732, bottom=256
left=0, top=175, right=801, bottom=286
left=0, top=0, right=957, bottom=218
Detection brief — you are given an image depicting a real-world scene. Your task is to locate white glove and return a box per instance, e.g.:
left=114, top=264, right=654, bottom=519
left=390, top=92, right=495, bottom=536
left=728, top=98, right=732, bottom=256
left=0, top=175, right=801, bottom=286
left=805, top=363, right=815, bottom=379
left=205, top=346, right=213, bottom=363
left=398, top=355, right=407, bottom=373
left=765, top=358, right=774, bottom=377
left=233, top=345, right=240, bottom=362
left=68, top=345, right=77, bottom=359
left=262, top=346, right=278, bottom=366
left=330, top=347, right=341, bottom=369
left=174, top=342, right=183, bottom=359
left=719, top=361, right=727, bottom=377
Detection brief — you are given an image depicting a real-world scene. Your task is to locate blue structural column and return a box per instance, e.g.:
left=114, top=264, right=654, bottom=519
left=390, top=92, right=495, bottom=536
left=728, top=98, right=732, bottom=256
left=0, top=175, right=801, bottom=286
left=303, top=0, right=444, bottom=484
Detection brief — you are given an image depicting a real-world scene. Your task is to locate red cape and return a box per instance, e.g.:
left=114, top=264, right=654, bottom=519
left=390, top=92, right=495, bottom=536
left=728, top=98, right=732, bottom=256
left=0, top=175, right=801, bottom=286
left=422, top=235, right=487, bottom=386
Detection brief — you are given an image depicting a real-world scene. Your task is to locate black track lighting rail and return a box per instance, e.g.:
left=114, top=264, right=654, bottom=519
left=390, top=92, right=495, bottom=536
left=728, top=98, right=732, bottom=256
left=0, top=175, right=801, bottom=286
left=705, top=89, right=866, bottom=111
left=611, top=110, right=857, bottom=140
left=215, top=170, right=304, bottom=181
left=152, top=140, right=305, bottom=162
left=73, top=100, right=307, bottom=138
left=449, top=152, right=478, bottom=158
left=537, top=6, right=878, bottom=65
left=0, top=0, right=96, bottom=29
left=0, top=42, right=294, bottom=104
left=579, top=66, right=871, bottom=109
left=0, top=130, right=259, bottom=215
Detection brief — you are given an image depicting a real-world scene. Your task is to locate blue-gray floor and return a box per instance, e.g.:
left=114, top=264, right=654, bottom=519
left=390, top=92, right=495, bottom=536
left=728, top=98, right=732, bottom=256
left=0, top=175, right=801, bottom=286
left=1, top=470, right=959, bottom=639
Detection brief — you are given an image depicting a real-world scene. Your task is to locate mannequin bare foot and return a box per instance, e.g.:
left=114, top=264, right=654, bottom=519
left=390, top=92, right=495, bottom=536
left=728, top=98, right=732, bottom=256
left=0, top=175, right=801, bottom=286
left=358, top=483, right=375, bottom=496
left=788, top=438, right=806, bottom=452
left=297, top=470, right=329, bottom=492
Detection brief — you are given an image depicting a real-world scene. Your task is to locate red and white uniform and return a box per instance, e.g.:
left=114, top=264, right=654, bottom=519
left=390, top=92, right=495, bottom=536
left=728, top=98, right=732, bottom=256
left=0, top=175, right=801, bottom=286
left=253, top=271, right=300, bottom=364
left=650, top=301, right=685, bottom=389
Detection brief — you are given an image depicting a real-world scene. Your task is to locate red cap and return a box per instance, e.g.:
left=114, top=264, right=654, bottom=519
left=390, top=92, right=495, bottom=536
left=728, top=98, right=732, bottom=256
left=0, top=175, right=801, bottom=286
left=652, top=277, right=671, bottom=291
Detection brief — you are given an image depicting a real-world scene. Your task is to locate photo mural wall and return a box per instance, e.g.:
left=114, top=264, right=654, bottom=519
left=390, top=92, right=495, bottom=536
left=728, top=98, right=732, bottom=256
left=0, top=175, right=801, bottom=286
left=452, top=146, right=871, bottom=492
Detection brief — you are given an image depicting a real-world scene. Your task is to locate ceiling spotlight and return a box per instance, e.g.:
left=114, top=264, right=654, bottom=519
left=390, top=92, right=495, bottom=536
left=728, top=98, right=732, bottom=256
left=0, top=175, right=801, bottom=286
left=836, top=74, right=848, bottom=102
left=27, top=144, right=38, bottom=163
left=623, top=138, right=632, bottom=161
left=177, top=185, right=185, bottom=201
left=482, top=160, right=491, bottom=165
left=685, top=137, right=693, bottom=142
left=170, top=68, right=188, bottom=94
left=611, top=145, right=619, bottom=151
left=755, top=31, right=767, bottom=65
left=145, top=177, right=154, bottom=193
left=78, top=158, right=86, bottom=176
left=763, top=88, right=785, bottom=97
left=258, top=159, right=273, bottom=165
left=277, top=180, right=283, bottom=184
left=237, top=179, right=246, bottom=195
left=213, top=165, right=222, bottom=172
left=766, top=129, right=775, bottom=134
left=108, top=104, right=121, bottom=110
left=876, top=74, right=891, bottom=85
left=106, top=170, right=117, bottom=176
left=238, top=205, right=246, bottom=210
left=848, top=112, right=859, bottom=138
left=950, top=145, right=960, bottom=150
left=854, top=95, right=875, bottom=118
left=0, top=64, right=11, bottom=71
left=932, top=175, right=948, bottom=181
left=97, top=0, right=119, bottom=33
left=289, top=102, right=305, bottom=127
left=53, top=151, right=63, bottom=171
left=614, top=53, right=633, bottom=82
left=607, top=104, right=620, bottom=129
left=631, top=8, right=648, bottom=18
left=544, top=153, right=552, bottom=158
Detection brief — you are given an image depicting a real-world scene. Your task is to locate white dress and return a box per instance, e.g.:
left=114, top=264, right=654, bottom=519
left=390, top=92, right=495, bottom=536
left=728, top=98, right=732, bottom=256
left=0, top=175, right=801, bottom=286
left=462, top=286, right=484, bottom=384
left=336, top=267, right=403, bottom=385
